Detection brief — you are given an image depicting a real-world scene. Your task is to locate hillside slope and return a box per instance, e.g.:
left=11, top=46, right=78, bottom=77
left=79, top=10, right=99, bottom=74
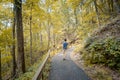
left=93, top=19, right=120, bottom=39
left=72, top=17, right=120, bottom=80
left=85, top=18, right=120, bottom=49
left=84, top=17, right=120, bottom=68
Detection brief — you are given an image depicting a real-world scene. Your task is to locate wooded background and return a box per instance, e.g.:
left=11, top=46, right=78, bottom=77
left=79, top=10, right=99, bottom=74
left=0, top=0, right=120, bottom=79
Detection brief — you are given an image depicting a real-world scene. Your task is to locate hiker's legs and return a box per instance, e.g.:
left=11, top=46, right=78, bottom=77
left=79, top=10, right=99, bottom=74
left=63, top=49, right=66, bottom=59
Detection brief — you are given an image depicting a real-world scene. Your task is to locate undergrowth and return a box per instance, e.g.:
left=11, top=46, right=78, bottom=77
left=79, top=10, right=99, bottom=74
left=83, top=37, right=120, bottom=69
left=15, top=53, right=49, bottom=80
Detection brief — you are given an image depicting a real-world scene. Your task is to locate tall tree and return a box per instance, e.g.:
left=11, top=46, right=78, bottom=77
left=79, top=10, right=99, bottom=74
left=11, top=15, right=16, bottom=77
left=107, top=0, right=114, bottom=13
left=29, top=2, right=33, bottom=64
left=114, top=0, right=120, bottom=13
left=0, top=49, right=1, bottom=80
left=14, top=0, right=26, bottom=74
left=93, top=0, right=100, bottom=27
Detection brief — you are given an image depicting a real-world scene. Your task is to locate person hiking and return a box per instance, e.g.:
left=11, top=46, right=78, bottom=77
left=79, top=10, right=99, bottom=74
left=63, top=39, right=68, bottom=60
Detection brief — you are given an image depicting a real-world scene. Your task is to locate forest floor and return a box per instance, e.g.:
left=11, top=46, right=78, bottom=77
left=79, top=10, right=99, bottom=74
left=71, top=50, right=120, bottom=80
left=49, top=47, right=90, bottom=80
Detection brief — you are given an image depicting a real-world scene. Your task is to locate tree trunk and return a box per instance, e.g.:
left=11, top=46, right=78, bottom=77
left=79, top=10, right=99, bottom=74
left=12, top=17, right=16, bottom=77
left=40, top=33, right=43, bottom=46
left=47, top=18, right=51, bottom=49
left=72, top=8, right=78, bottom=38
left=114, top=0, right=120, bottom=13
left=30, top=3, right=33, bottom=64
left=74, top=9, right=78, bottom=27
left=79, top=5, right=83, bottom=24
left=0, top=49, right=2, bottom=80
left=14, top=0, right=25, bottom=74
left=73, top=8, right=78, bottom=33
left=39, top=23, right=43, bottom=46
left=107, top=0, right=114, bottom=13
left=52, top=33, right=56, bottom=47
left=47, top=22, right=51, bottom=49
left=111, top=0, right=114, bottom=12
left=93, top=0, right=100, bottom=27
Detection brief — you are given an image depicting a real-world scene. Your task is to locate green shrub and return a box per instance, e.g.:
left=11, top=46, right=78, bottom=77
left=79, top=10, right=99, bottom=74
left=83, top=37, right=120, bottom=69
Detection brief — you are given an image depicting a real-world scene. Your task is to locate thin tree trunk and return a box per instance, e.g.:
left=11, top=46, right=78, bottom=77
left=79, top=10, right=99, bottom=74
left=79, top=5, right=83, bottom=24
left=0, top=49, right=2, bottom=80
left=14, top=0, right=25, bottom=74
left=107, top=0, right=111, bottom=12
left=30, top=22, right=33, bottom=64
left=111, top=0, right=114, bottom=12
left=74, top=9, right=78, bottom=27
left=54, top=34, right=56, bottom=47
left=72, top=8, right=78, bottom=38
left=12, top=17, right=16, bottom=77
left=114, top=0, right=120, bottom=13
left=107, top=0, right=114, bottom=13
left=93, top=0, right=100, bottom=27
left=40, top=33, right=43, bottom=46
left=47, top=16, right=51, bottom=49
left=30, top=3, right=33, bottom=64
left=39, top=23, right=43, bottom=46
left=47, top=22, right=51, bottom=49
left=73, top=8, right=78, bottom=33
left=53, top=33, right=56, bottom=47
